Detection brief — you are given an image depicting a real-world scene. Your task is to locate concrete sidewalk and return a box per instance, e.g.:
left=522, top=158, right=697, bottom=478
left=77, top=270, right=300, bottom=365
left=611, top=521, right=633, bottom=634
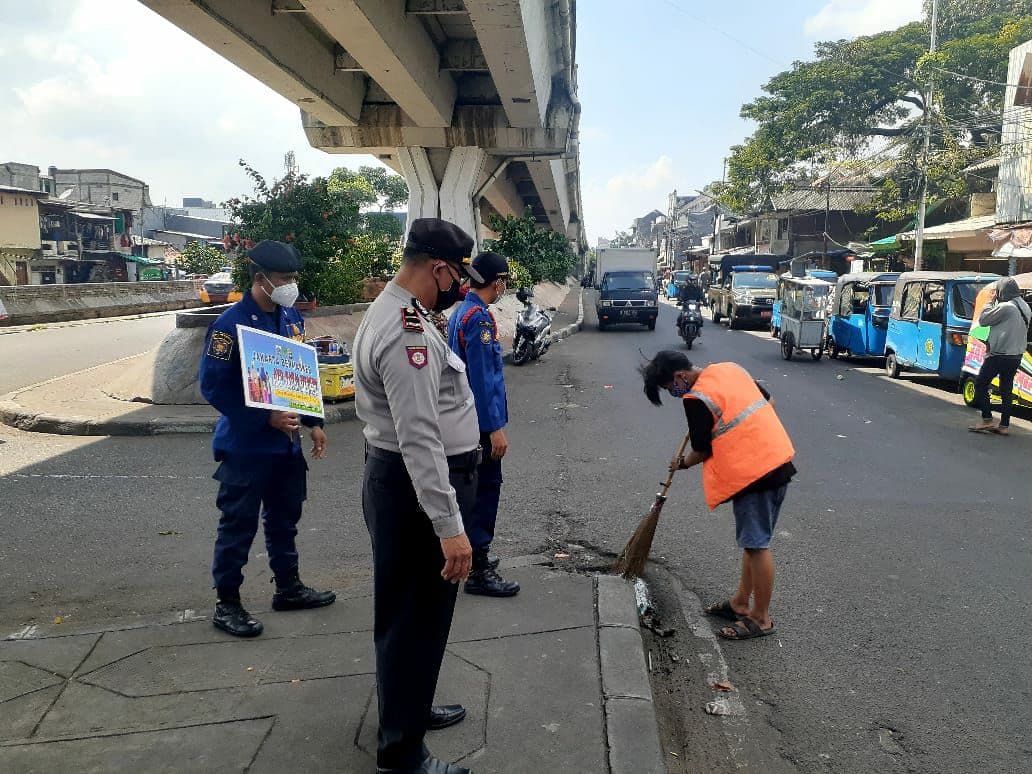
left=0, top=561, right=663, bottom=774
left=0, top=290, right=583, bottom=437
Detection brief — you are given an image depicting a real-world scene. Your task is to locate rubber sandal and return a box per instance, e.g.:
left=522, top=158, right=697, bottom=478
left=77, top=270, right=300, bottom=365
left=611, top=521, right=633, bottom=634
left=968, top=425, right=994, bottom=434
left=988, top=426, right=1010, bottom=436
left=704, top=600, right=745, bottom=622
left=717, top=617, right=776, bottom=641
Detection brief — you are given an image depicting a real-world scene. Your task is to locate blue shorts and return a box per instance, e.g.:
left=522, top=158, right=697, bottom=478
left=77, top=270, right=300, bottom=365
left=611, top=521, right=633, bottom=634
left=732, top=484, right=788, bottom=549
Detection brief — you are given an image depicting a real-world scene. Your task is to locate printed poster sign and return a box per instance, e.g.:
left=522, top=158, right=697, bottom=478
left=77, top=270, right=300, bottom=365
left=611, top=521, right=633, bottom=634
left=236, top=325, right=324, bottom=419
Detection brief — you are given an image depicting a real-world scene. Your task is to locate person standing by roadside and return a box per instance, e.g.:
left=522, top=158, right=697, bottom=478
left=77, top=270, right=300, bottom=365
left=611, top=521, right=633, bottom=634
left=970, top=277, right=1031, bottom=436
left=447, top=251, right=520, bottom=598
left=352, top=218, right=484, bottom=774
left=640, top=351, right=796, bottom=641
left=199, top=240, right=336, bottom=638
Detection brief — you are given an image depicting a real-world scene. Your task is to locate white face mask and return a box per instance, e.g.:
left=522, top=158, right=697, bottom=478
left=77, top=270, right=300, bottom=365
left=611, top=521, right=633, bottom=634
left=262, top=277, right=300, bottom=308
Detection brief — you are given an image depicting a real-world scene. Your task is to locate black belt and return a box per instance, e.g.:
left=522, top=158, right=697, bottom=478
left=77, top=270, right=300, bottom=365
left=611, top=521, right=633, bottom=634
left=365, top=443, right=482, bottom=472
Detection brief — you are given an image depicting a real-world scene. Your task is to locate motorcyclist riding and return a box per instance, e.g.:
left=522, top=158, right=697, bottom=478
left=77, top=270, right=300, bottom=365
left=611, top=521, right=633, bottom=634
left=677, top=279, right=705, bottom=304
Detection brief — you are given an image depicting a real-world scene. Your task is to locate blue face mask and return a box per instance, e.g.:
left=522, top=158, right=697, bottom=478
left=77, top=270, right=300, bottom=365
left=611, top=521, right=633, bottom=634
left=667, top=377, right=689, bottom=398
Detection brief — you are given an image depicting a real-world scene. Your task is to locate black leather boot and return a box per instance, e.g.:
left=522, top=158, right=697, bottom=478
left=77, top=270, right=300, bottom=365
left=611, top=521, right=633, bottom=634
left=464, top=552, right=519, bottom=598
left=271, top=570, right=337, bottom=611
left=213, top=591, right=263, bottom=637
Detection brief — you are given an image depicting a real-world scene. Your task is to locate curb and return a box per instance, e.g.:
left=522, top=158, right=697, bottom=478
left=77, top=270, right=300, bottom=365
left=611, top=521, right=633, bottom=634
left=503, top=286, right=584, bottom=365
left=595, top=574, right=665, bottom=774
left=0, top=398, right=357, bottom=437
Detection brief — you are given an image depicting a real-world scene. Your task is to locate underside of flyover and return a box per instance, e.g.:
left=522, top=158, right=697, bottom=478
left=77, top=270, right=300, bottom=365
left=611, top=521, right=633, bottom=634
left=140, top=0, right=585, bottom=253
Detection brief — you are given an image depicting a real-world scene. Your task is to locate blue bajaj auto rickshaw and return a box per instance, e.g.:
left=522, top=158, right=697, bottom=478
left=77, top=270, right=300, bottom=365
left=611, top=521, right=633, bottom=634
left=884, top=271, right=999, bottom=380
left=829, top=273, right=900, bottom=358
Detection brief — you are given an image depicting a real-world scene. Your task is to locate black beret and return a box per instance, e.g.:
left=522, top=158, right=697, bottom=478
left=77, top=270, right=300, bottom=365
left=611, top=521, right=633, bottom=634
left=472, top=251, right=510, bottom=284
left=247, top=240, right=301, bottom=273
left=406, top=218, right=483, bottom=283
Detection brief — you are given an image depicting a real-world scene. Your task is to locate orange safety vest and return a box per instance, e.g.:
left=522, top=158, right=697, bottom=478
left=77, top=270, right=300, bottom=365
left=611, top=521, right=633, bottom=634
left=684, top=362, right=795, bottom=510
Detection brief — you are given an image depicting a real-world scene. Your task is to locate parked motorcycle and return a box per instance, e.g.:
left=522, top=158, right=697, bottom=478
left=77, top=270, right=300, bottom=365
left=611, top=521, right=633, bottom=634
left=677, top=300, right=704, bottom=349
left=512, top=288, right=553, bottom=365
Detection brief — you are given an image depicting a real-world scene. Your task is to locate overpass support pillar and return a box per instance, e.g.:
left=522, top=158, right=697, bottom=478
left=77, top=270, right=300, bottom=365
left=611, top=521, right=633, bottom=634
left=398, top=146, right=489, bottom=251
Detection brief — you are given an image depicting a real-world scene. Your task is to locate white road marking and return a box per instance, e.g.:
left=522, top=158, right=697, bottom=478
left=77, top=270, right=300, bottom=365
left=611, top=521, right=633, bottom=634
left=5, top=624, right=38, bottom=640
left=11, top=473, right=208, bottom=480
left=671, top=575, right=751, bottom=769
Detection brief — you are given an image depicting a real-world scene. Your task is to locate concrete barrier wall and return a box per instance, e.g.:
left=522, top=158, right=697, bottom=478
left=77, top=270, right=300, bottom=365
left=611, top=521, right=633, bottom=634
left=0, top=281, right=204, bottom=325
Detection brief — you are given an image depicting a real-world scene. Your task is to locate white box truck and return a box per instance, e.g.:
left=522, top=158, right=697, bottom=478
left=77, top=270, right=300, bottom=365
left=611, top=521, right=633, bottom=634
left=595, top=248, right=656, bottom=280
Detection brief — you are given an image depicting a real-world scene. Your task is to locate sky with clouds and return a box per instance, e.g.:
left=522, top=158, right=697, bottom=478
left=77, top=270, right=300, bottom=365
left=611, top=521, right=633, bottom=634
left=0, top=0, right=923, bottom=243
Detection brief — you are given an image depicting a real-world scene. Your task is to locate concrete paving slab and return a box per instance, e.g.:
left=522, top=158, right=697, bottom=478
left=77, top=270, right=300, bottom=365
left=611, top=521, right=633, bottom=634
left=79, top=630, right=373, bottom=697
left=449, top=566, right=595, bottom=642
left=0, top=685, right=61, bottom=742
left=599, top=626, right=651, bottom=700
left=449, top=627, right=606, bottom=774
left=73, top=597, right=372, bottom=675
left=356, top=651, right=489, bottom=764
left=0, top=633, right=100, bottom=678
left=596, top=574, right=640, bottom=629
left=0, top=661, right=63, bottom=703
left=0, top=716, right=275, bottom=773
left=0, top=562, right=656, bottom=774
left=605, top=696, right=666, bottom=774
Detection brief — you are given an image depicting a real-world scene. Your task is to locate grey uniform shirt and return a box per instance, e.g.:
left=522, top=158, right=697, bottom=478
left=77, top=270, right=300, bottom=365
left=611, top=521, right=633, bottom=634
left=353, top=280, right=480, bottom=539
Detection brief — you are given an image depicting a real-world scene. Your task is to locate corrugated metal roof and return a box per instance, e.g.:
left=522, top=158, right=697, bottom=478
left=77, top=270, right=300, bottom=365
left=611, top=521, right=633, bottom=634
left=771, top=187, right=877, bottom=212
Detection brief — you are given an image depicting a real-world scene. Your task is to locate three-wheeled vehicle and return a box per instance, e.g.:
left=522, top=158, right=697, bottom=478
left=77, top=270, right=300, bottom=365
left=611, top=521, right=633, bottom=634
left=778, top=276, right=832, bottom=361
left=959, top=273, right=1032, bottom=409
left=828, top=272, right=900, bottom=359
left=884, top=271, right=1000, bottom=380
left=666, top=270, right=692, bottom=299
left=771, top=269, right=837, bottom=337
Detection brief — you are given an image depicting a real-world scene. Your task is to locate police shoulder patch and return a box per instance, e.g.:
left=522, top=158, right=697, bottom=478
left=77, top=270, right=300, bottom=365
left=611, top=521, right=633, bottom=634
left=402, top=306, right=424, bottom=333
left=207, top=330, right=234, bottom=360
left=406, top=345, right=428, bottom=369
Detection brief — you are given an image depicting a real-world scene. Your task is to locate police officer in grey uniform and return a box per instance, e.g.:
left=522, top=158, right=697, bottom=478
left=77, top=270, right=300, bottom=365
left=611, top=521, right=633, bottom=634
left=353, top=218, right=484, bottom=774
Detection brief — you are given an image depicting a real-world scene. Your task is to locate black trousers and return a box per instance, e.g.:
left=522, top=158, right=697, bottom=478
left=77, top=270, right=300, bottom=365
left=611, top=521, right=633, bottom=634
left=362, top=446, right=478, bottom=770
left=212, top=455, right=308, bottom=591
left=975, top=354, right=1022, bottom=426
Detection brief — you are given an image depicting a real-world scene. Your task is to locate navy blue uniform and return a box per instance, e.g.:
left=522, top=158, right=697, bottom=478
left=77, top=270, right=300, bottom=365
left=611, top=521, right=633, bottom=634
left=447, top=292, right=507, bottom=552
left=199, top=290, right=323, bottom=591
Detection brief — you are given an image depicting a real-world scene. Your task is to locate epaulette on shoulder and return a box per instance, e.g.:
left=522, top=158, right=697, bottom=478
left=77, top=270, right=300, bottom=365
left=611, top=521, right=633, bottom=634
left=401, top=306, right=424, bottom=333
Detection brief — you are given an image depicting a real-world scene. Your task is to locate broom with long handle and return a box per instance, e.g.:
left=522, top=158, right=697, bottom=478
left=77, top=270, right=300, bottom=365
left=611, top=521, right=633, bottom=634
left=612, top=431, right=692, bottom=578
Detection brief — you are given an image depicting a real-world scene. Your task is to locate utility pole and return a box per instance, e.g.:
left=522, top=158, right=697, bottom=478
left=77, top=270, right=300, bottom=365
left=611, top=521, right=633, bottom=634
left=913, top=0, right=939, bottom=271
left=823, top=179, right=830, bottom=267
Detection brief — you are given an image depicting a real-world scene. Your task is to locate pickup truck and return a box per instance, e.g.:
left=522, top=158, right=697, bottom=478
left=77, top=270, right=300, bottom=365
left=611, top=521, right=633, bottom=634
left=707, top=267, right=780, bottom=329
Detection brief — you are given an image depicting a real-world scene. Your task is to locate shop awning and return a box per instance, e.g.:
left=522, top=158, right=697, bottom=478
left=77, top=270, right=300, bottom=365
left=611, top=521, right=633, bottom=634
left=73, top=212, right=116, bottom=221
left=898, top=214, right=997, bottom=242
left=124, top=254, right=162, bottom=265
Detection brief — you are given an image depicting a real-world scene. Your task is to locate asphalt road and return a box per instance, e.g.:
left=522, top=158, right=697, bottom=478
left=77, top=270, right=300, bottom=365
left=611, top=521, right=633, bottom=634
left=0, top=313, right=177, bottom=393
left=2, top=295, right=1029, bottom=773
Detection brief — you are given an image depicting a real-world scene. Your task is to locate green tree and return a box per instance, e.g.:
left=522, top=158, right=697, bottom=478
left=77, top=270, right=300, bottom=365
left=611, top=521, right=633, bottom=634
left=716, top=3, right=1032, bottom=221
left=483, top=210, right=576, bottom=284
left=178, top=240, right=226, bottom=276
left=225, top=161, right=367, bottom=304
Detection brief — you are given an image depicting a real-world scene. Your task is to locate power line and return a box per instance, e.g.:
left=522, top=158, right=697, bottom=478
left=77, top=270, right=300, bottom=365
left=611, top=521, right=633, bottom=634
left=932, top=66, right=1026, bottom=89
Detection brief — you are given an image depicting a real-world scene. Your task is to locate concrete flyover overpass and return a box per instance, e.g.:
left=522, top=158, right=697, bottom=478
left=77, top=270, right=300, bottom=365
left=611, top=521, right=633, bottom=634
left=140, top=0, right=585, bottom=253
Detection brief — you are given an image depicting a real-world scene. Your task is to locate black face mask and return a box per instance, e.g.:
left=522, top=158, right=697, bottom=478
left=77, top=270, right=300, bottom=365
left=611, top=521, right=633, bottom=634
left=432, top=267, right=462, bottom=312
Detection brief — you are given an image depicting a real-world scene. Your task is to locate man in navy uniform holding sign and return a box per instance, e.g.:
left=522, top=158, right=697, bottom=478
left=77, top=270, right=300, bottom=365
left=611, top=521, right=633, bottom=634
left=199, top=239, right=335, bottom=638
